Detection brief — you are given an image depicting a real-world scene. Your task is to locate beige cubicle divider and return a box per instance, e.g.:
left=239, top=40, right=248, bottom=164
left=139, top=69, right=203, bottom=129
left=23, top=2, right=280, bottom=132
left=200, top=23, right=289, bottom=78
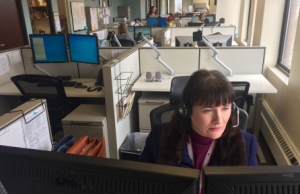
left=160, top=27, right=171, bottom=47
left=139, top=47, right=199, bottom=74
left=102, top=43, right=145, bottom=159
left=199, top=47, right=265, bottom=74
left=0, top=48, right=25, bottom=86
left=151, top=27, right=165, bottom=43
left=21, top=46, right=131, bottom=78
left=202, top=26, right=236, bottom=40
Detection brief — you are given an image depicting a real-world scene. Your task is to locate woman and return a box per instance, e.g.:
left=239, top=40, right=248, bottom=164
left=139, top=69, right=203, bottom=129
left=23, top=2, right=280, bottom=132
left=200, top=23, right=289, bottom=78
left=139, top=70, right=257, bottom=169
left=117, top=23, right=135, bottom=45
left=198, top=13, right=205, bottom=22
left=146, top=6, right=158, bottom=18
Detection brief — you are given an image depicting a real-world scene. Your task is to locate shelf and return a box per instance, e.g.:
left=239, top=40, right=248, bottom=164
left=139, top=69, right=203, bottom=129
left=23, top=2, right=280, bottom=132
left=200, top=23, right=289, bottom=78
left=31, top=18, right=49, bottom=20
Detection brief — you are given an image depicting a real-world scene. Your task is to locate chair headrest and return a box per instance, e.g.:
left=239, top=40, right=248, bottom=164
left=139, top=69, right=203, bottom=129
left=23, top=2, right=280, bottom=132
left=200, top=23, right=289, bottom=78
left=170, top=76, right=190, bottom=106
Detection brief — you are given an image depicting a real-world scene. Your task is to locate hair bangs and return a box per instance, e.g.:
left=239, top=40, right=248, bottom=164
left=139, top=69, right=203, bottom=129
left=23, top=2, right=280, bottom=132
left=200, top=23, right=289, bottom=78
left=190, top=78, right=236, bottom=107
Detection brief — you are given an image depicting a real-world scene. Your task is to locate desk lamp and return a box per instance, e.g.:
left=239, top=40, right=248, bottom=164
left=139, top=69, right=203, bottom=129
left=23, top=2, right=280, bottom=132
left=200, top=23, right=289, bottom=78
left=136, top=32, right=174, bottom=76
left=211, top=18, right=225, bottom=34
left=107, top=31, right=122, bottom=47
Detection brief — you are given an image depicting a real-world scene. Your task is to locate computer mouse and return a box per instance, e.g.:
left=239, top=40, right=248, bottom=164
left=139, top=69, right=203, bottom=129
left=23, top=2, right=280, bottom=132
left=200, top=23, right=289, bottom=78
left=77, top=82, right=82, bottom=86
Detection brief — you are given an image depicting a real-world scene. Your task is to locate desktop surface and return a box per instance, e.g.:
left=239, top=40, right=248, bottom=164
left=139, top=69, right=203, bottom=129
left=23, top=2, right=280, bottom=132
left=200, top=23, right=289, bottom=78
left=29, top=34, right=68, bottom=63
left=132, top=73, right=277, bottom=94
left=0, top=78, right=105, bottom=98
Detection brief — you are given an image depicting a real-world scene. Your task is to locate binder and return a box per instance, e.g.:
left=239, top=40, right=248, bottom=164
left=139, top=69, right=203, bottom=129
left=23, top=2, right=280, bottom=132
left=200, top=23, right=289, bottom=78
left=0, top=99, right=53, bottom=151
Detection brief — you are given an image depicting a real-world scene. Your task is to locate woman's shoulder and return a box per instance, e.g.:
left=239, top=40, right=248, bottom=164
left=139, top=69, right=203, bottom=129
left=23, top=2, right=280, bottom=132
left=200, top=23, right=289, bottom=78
left=239, top=129, right=255, bottom=142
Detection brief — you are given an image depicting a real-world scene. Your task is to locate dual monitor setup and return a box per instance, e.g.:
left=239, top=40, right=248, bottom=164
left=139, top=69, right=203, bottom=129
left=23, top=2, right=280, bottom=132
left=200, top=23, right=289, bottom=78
left=29, top=34, right=99, bottom=65
left=147, top=16, right=169, bottom=27
left=118, top=26, right=152, bottom=39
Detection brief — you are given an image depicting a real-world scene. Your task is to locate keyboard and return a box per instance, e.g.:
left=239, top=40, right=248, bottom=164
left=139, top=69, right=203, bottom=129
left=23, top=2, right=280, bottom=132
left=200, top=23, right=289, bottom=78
left=62, top=81, right=77, bottom=87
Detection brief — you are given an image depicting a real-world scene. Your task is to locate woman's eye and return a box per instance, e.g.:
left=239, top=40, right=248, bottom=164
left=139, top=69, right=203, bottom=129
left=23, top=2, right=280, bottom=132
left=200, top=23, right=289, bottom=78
left=223, top=107, right=229, bottom=111
left=203, top=110, right=212, bottom=113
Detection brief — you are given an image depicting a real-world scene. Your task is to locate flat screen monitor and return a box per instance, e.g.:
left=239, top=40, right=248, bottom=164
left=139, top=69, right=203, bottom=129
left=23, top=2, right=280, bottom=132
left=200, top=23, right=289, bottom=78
left=67, top=34, right=99, bottom=64
left=0, top=145, right=200, bottom=194
left=205, top=14, right=216, bottom=22
left=127, top=26, right=135, bottom=37
left=158, top=17, right=168, bottom=27
left=147, top=17, right=158, bottom=27
left=134, top=26, right=151, bottom=39
left=29, top=34, right=68, bottom=63
left=191, top=16, right=199, bottom=23
left=202, top=166, right=300, bottom=194
left=176, top=36, right=194, bottom=47
left=188, top=22, right=204, bottom=27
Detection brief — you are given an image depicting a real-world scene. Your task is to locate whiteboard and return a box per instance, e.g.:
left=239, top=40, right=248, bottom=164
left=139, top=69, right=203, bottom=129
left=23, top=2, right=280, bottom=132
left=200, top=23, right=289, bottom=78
left=0, top=101, right=52, bottom=151
left=70, top=2, right=86, bottom=31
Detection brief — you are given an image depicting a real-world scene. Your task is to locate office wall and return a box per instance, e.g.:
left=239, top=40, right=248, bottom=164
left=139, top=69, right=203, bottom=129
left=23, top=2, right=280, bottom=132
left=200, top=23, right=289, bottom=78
left=111, top=0, right=123, bottom=18
left=20, top=0, right=33, bottom=43
left=216, top=0, right=241, bottom=33
left=253, top=0, right=285, bottom=73
left=208, top=0, right=216, bottom=14
left=111, top=0, right=146, bottom=20
left=84, top=0, right=100, bottom=7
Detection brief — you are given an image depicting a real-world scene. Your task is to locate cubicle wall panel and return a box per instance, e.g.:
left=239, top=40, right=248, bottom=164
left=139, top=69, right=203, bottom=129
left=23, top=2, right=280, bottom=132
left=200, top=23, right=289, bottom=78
left=139, top=48, right=199, bottom=74
left=22, top=48, right=79, bottom=78
left=79, top=48, right=130, bottom=78
left=199, top=48, right=265, bottom=74
left=0, top=49, right=25, bottom=86
left=103, top=50, right=141, bottom=159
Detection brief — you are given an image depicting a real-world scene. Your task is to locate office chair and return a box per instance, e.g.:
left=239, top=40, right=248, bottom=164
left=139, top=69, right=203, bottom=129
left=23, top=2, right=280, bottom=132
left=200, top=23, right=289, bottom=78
left=111, top=39, right=135, bottom=47
left=231, top=82, right=250, bottom=109
left=150, top=77, right=249, bottom=131
left=11, top=75, right=71, bottom=136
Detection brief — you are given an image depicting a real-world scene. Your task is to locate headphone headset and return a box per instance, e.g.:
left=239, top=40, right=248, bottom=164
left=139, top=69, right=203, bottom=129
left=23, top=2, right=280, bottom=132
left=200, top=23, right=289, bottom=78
left=87, top=86, right=103, bottom=92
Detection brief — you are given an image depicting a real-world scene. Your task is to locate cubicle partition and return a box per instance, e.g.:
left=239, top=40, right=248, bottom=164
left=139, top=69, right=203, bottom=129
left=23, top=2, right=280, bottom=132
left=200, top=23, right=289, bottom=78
left=21, top=47, right=130, bottom=78
left=102, top=43, right=145, bottom=159
left=160, top=27, right=171, bottom=47
left=170, top=26, right=236, bottom=47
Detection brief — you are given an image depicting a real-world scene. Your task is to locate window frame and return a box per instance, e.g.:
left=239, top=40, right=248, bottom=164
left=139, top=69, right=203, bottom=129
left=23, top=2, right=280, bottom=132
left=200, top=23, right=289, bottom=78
left=277, top=0, right=293, bottom=75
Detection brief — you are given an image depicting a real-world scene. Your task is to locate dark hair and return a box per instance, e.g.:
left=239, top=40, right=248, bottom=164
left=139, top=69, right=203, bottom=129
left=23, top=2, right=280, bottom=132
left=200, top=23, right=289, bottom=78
left=156, top=70, right=247, bottom=166
left=147, top=6, right=158, bottom=17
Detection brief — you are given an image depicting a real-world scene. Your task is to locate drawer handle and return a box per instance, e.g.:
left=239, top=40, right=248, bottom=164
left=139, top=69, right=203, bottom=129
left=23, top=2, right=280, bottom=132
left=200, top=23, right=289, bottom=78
left=71, top=121, right=92, bottom=125
left=146, top=101, right=165, bottom=104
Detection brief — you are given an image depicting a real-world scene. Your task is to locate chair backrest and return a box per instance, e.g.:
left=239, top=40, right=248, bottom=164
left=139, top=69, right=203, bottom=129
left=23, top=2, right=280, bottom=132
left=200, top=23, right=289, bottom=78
left=238, top=108, right=248, bottom=131
left=231, top=82, right=250, bottom=109
left=11, top=75, right=70, bottom=124
left=111, top=39, right=135, bottom=47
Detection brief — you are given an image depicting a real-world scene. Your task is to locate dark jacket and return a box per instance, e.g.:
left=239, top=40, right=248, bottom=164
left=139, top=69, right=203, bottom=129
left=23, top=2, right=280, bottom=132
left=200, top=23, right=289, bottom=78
left=138, top=123, right=258, bottom=168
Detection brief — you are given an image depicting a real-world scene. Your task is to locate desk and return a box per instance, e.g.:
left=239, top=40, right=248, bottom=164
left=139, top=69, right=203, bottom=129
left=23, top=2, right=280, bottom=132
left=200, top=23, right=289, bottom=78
left=132, top=73, right=277, bottom=164
left=0, top=78, right=105, bottom=98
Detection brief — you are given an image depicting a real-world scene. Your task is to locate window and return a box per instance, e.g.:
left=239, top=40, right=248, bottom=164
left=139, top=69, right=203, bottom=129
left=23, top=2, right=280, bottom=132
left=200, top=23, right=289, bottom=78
left=278, top=0, right=300, bottom=74
left=175, top=0, right=182, bottom=13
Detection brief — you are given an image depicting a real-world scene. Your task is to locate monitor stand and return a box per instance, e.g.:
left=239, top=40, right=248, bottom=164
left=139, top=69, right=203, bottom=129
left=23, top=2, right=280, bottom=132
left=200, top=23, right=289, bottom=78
left=31, top=57, right=51, bottom=76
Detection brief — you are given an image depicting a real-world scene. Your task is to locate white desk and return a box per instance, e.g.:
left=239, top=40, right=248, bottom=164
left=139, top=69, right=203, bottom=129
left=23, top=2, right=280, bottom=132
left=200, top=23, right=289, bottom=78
left=132, top=73, right=277, bottom=94
left=0, top=78, right=105, bottom=98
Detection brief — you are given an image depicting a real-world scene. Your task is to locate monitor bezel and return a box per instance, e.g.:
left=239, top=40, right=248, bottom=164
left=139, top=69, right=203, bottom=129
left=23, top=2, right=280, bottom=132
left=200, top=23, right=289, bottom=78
left=134, top=26, right=152, bottom=39
left=67, top=34, right=100, bottom=65
left=29, top=34, right=69, bottom=64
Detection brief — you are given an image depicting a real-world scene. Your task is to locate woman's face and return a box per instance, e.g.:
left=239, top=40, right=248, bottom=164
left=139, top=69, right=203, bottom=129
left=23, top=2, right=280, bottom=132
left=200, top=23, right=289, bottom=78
left=151, top=7, right=156, bottom=14
left=191, top=102, right=231, bottom=139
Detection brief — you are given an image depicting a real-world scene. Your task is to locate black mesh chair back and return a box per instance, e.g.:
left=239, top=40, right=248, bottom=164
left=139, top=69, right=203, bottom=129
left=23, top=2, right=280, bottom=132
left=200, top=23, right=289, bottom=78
left=238, top=108, right=248, bottom=131
left=111, top=39, right=135, bottom=47
left=11, top=75, right=70, bottom=134
left=150, top=76, right=190, bottom=128
left=231, top=82, right=250, bottom=109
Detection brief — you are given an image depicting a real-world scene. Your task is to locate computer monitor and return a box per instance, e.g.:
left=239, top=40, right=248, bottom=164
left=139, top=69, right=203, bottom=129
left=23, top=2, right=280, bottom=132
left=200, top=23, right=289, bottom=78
left=158, top=17, right=168, bottom=27
left=0, top=145, right=200, bottom=194
left=176, top=36, right=194, bottom=47
left=127, top=26, right=135, bottom=37
left=29, top=34, right=69, bottom=63
left=191, top=16, right=199, bottom=23
left=205, top=14, right=216, bottom=22
left=147, top=17, right=158, bottom=27
left=67, top=34, right=99, bottom=64
left=203, top=35, right=232, bottom=47
left=134, top=26, right=151, bottom=39
left=202, top=166, right=300, bottom=194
